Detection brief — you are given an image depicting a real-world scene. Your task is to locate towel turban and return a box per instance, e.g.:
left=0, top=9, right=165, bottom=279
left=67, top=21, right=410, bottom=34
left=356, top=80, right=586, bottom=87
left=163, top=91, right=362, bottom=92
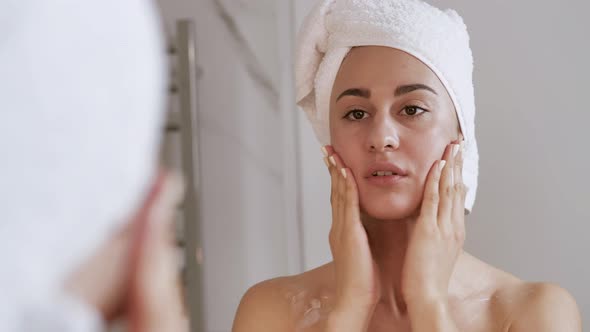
left=295, top=0, right=479, bottom=213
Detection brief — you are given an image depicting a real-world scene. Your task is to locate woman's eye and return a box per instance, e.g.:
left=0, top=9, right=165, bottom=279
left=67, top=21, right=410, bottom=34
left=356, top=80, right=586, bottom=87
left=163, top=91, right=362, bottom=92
left=401, top=106, right=427, bottom=116
left=345, top=109, right=368, bottom=120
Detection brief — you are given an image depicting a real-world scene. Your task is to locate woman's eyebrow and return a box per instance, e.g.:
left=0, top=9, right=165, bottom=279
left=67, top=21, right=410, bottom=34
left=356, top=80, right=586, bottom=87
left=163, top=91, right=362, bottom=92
left=336, top=84, right=437, bottom=102
left=336, top=88, right=370, bottom=101
left=394, top=83, right=438, bottom=96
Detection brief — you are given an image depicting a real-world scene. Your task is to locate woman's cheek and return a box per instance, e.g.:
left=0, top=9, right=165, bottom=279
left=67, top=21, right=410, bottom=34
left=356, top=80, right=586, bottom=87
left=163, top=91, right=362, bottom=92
left=412, top=133, right=448, bottom=169
left=406, top=146, right=441, bottom=193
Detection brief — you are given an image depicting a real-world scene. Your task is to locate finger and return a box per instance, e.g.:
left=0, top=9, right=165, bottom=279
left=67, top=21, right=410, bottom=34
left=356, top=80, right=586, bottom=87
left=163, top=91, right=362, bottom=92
left=322, top=146, right=337, bottom=206
left=321, top=145, right=331, bottom=174
left=327, top=150, right=358, bottom=240
left=419, top=159, right=445, bottom=225
left=326, top=155, right=341, bottom=223
left=326, top=147, right=344, bottom=203
left=324, top=145, right=336, bottom=162
left=452, top=141, right=467, bottom=232
left=325, top=146, right=350, bottom=170
left=326, top=151, right=347, bottom=210
left=341, top=167, right=361, bottom=227
left=321, top=145, right=329, bottom=158
left=322, top=145, right=339, bottom=187
left=330, top=153, right=347, bottom=233
left=325, top=155, right=337, bottom=203
left=323, top=147, right=346, bottom=242
left=454, top=141, right=464, bottom=187
left=438, top=144, right=458, bottom=229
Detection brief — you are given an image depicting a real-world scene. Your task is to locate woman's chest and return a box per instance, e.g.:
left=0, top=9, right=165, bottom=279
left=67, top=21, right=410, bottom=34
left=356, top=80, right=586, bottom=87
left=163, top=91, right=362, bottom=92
left=293, top=299, right=511, bottom=332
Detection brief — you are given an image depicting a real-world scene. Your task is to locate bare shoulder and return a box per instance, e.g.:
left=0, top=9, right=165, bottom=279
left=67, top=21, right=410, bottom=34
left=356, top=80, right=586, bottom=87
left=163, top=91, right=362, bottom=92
left=232, top=275, right=295, bottom=332
left=500, top=281, right=582, bottom=332
left=455, top=253, right=581, bottom=332
left=232, top=263, right=333, bottom=332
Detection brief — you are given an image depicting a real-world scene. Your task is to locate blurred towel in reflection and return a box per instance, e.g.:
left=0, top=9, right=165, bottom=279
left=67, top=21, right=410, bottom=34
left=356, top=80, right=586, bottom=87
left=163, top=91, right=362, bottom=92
left=0, top=0, right=165, bottom=330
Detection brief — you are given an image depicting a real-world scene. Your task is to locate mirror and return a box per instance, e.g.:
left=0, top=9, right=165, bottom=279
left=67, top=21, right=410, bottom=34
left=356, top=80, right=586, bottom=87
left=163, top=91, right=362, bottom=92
left=157, top=0, right=588, bottom=330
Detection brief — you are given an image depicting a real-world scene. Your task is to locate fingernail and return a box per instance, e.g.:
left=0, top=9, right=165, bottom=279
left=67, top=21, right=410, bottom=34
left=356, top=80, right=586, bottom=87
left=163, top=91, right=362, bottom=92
left=323, top=157, right=330, bottom=168
left=340, top=168, right=347, bottom=178
left=321, top=146, right=328, bottom=157
left=329, top=156, right=336, bottom=167
left=439, top=160, right=447, bottom=172
left=452, top=144, right=460, bottom=158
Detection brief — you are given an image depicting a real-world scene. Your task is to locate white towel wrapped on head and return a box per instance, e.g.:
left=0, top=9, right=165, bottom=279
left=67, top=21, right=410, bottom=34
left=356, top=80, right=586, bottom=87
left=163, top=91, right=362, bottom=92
left=295, top=0, right=479, bottom=213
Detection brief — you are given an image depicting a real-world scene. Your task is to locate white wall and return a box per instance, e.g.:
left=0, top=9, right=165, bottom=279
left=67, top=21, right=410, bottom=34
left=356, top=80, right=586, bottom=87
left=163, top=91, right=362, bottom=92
left=295, top=0, right=590, bottom=323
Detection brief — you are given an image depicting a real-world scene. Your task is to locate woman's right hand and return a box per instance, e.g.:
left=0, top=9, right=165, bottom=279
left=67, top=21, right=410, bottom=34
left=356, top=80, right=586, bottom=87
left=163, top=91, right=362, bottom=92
left=323, top=146, right=379, bottom=329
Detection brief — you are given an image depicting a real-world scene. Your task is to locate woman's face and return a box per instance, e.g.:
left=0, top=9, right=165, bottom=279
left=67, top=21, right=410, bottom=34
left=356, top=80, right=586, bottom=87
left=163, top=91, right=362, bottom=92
left=329, top=46, right=460, bottom=220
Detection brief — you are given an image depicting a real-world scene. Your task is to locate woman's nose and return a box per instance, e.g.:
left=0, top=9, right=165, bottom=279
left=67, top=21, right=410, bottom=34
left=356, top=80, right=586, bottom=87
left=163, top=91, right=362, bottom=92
left=368, top=118, right=400, bottom=152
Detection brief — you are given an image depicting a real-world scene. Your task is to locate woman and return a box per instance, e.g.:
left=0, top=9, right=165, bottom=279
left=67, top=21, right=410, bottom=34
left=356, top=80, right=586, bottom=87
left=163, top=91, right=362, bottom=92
left=233, top=0, right=582, bottom=331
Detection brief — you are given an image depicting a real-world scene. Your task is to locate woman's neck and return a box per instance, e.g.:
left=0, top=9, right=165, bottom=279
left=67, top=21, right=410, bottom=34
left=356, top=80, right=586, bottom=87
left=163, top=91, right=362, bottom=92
left=361, top=212, right=415, bottom=318
left=361, top=212, right=476, bottom=320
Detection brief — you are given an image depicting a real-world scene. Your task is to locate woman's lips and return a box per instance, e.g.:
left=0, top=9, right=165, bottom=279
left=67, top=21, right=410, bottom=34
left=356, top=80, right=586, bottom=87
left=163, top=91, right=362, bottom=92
left=365, top=174, right=407, bottom=187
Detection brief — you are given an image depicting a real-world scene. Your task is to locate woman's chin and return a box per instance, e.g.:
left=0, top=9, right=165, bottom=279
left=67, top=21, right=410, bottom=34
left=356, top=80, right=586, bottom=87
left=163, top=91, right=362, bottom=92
left=359, top=195, right=419, bottom=221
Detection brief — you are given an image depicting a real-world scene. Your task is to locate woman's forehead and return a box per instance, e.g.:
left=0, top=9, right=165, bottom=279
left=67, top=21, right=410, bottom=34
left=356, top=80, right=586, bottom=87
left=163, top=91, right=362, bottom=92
left=333, top=46, right=444, bottom=92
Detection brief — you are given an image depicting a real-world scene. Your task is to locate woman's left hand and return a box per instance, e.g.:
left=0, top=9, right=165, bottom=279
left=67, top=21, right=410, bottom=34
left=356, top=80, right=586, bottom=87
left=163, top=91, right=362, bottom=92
left=401, top=141, right=466, bottom=308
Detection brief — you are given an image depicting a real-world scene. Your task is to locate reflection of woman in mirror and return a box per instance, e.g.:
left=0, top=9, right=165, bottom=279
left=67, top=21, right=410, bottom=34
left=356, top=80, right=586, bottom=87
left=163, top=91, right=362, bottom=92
left=233, top=0, right=582, bottom=331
